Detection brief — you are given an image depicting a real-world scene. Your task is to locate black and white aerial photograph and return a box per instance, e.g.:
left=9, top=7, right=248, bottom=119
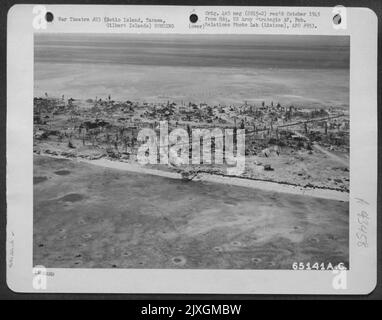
left=33, top=33, right=350, bottom=270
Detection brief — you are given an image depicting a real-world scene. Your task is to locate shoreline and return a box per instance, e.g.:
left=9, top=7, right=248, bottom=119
left=37, top=152, right=349, bottom=202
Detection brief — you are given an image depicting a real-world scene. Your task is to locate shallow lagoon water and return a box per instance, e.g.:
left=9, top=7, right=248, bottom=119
left=34, top=34, right=349, bottom=107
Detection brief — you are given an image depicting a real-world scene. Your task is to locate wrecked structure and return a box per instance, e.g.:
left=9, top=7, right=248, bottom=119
left=33, top=96, right=350, bottom=191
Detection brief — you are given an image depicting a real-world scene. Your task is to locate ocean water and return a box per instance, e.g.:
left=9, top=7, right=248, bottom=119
left=34, top=34, right=349, bottom=107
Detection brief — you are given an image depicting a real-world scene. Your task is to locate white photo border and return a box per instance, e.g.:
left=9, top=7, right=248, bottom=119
left=6, top=5, right=378, bottom=294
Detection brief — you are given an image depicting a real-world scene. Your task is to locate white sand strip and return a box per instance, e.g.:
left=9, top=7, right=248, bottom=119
left=38, top=153, right=348, bottom=201
left=196, top=174, right=349, bottom=201
left=78, top=157, right=349, bottom=202
left=81, top=158, right=181, bottom=180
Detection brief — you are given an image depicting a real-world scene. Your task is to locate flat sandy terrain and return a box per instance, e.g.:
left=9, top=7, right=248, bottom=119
left=34, top=155, right=349, bottom=269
